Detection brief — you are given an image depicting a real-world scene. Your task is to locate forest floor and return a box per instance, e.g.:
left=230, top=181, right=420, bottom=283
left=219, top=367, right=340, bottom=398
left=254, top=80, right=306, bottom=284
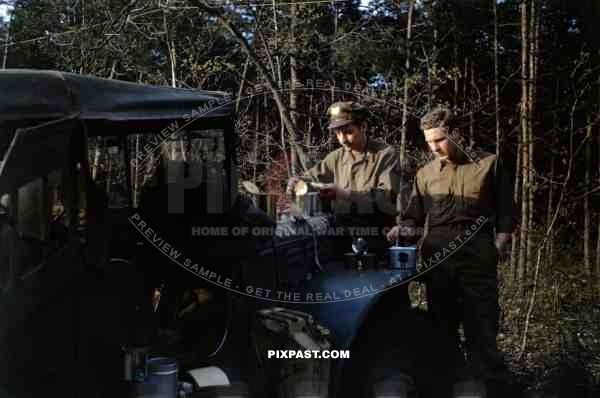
left=408, top=254, right=600, bottom=397
left=497, top=260, right=600, bottom=397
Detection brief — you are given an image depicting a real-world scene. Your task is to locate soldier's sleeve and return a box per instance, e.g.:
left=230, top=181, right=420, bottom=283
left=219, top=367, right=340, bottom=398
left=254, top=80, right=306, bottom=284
left=400, top=167, right=426, bottom=228
left=494, top=156, right=516, bottom=234
left=302, top=152, right=335, bottom=183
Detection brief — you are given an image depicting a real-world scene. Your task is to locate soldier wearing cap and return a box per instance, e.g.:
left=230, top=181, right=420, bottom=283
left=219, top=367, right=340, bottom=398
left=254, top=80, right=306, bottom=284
left=285, top=101, right=402, bottom=252
left=386, top=106, right=517, bottom=397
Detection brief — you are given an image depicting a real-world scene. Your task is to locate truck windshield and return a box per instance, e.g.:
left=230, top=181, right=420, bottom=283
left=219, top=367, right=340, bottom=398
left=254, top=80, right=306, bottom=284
left=88, top=129, right=227, bottom=210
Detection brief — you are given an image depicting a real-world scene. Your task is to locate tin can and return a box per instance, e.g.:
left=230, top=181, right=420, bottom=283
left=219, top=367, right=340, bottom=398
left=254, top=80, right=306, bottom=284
left=388, top=245, right=417, bottom=275
left=287, top=179, right=332, bottom=217
left=304, top=192, right=321, bottom=216
left=289, top=192, right=322, bottom=217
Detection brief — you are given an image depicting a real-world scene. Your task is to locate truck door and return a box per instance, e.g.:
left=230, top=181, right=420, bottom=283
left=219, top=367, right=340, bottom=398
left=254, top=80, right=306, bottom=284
left=0, top=116, right=86, bottom=397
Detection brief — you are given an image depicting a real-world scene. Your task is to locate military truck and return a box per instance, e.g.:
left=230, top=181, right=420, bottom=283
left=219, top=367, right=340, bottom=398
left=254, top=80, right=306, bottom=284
left=0, top=70, right=443, bottom=398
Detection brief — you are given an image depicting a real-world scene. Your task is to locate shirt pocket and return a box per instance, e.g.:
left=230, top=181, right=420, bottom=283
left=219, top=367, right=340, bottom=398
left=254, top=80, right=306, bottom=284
left=460, top=168, right=487, bottom=212
left=353, top=164, right=376, bottom=191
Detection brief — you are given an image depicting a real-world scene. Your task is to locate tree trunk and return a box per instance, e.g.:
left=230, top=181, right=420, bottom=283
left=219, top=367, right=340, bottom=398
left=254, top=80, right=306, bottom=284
left=163, top=11, right=177, bottom=88
left=306, top=72, right=315, bottom=146
left=264, top=95, right=269, bottom=165
left=79, top=0, right=86, bottom=74
left=545, top=149, right=554, bottom=270
left=510, top=140, right=522, bottom=282
left=453, top=36, right=459, bottom=110
left=91, top=137, right=102, bottom=181
left=517, top=0, right=530, bottom=296
left=493, top=0, right=501, bottom=159
left=463, top=57, right=468, bottom=113
left=545, top=82, right=560, bottom=271
left=332, top=0, right=338, bottom=36
left=469, top=61, right=475, bottom=149
left=525, top=0, right=538, bottom=295
left=236, top=57, right=250, bottom=114
left=163, top=9, right=184, bottom=162
left=596, top=115, right=600, bottom=295
left=2, top=10, right=10, bottom=69
left=289, top=2, right=300, bottom=175
left=106, top=150, right=112, bottom=195
left=108, top=60, right=117, bottom=79
left=253, top=103, right=259, bottom=183
left=270, top=0, right=293, bottom=179
left=453, top=71, right=459, bottom=112
left=400, top=0, right=415, bottom=167
left=584, top=116, right=592, bottom=282
left=425, top=53, right=433, bottom=109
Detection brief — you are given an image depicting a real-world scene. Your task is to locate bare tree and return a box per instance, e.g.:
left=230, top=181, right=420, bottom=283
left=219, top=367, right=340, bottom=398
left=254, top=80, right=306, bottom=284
left=517, top=0, right=530, bottom=295
left=194, top=1, right=309, bottom=175
left=289, top=2, right=300, bottom=175
left=545, top=140, right=555, bottom=271
left=163, top=9, right=177, bottom=89
left=510, top=136, right=521, bottom=282
left=596, top=111, right=600, bottom=295
left=525, top=0, right=539, bottom=295
left=399, top=0, right=415, bottom=166
left=493, top=0, right=500, bottom=159
left=584, top=116, right=592, bottom=282
left=469, top=60, right=475, bottom=148
left=1, top=5, right=10, bottom=69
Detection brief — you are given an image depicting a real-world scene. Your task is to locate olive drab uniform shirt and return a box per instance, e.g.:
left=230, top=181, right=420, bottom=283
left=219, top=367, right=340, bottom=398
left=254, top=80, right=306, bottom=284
left=303, top=138, right=401, bottom=222
left=401, top=150, right=516, bottom=260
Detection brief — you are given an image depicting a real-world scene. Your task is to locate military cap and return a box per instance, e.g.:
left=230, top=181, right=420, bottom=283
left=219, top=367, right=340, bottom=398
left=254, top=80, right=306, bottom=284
left=327, top=101, right=368, bottom=129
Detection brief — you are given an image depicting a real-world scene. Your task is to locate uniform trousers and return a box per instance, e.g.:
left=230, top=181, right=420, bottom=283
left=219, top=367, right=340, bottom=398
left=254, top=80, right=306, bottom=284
left=420, top=224, right=508, bottom=395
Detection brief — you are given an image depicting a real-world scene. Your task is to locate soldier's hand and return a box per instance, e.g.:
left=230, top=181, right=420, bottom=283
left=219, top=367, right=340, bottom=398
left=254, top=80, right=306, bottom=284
left=386, top=223, right=418, bottom=243
left=386, top=226, right=400, bottom=242
left=495, top=242, right=507, bottom=262
left=495, top=232, right=511, bottom=262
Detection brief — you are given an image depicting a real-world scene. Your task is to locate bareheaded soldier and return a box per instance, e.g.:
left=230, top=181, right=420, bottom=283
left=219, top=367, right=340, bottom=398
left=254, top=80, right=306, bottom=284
left=387, top=106, right=517, bottom=397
